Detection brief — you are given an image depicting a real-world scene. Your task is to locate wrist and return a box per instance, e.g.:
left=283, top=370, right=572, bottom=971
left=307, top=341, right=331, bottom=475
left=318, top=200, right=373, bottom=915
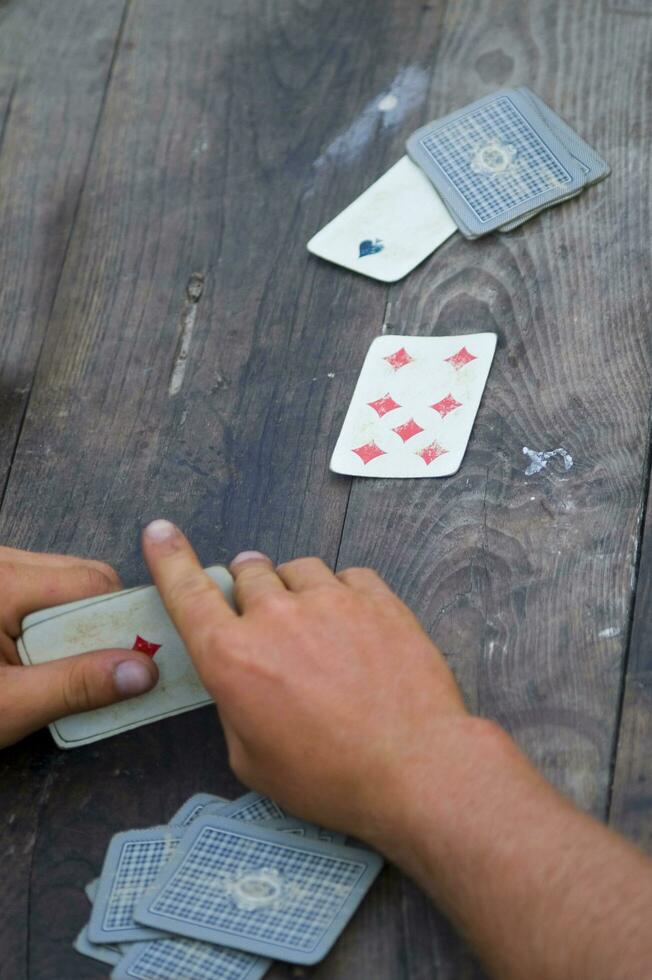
left=363, top=716, right=521, bottom=867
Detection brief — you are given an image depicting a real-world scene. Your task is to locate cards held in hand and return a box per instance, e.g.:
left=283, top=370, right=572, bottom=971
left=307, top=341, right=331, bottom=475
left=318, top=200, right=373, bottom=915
left=75, top=791, right=381, bottom=978
left=17, top=565, right=234, bottom=748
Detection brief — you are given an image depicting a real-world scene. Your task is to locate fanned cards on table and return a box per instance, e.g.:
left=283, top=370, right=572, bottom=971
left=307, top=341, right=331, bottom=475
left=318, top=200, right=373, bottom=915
left=331, top=334, right=496, bottom=478
left=75, top=791, right=382, bottom=978
left=308, top=86, right=609, bottom=279
left=17, top=566, right=234, bottom=748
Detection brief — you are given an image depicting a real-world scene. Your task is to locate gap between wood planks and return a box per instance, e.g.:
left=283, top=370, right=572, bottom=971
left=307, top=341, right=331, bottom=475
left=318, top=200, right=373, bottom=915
left=604, top=398, right=652, bottom=821
left=0, top=79, right=16, bottom=160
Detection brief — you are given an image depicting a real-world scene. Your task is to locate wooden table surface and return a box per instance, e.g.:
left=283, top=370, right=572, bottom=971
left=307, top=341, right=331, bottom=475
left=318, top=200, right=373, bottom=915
left=0, top=1, right=650, bottom=977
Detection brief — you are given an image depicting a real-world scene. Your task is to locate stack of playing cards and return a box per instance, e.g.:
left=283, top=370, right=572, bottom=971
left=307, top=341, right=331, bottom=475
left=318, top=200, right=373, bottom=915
left=407, top=87, right=610, bottom=237
left=17, top=566, right=235, bottom=748
left=308, top=86, right=609, bottom=280
left=75, top=791, right=383, bottom=978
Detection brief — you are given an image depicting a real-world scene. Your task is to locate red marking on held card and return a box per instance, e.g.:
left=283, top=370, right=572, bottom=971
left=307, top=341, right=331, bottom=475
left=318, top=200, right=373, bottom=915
left=392, top=417, right=424, bottom=442
left=368, top=393, right=401, bottom=417
left=445, top=347, right=476, bottom=370
left=352, top=441, right=386, bottom=465
left=132, top=635, right=162, bottom=657
left=431, top=393, right=463, bottom=418
left=417, top=441, right=448, bottom=465
left=384, top=347, right=414, bottom=371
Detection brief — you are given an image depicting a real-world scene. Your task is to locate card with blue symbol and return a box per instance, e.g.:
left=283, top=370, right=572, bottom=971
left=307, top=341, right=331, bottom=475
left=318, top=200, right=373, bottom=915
left=307, top=156, right=457, bottom=282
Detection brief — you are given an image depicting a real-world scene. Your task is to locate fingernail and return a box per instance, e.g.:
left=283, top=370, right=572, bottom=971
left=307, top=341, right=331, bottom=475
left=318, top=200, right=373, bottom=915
left=114, top=660, right=155, bottom=697
left=231, top=550, right=269, bottom=567
left=144, top=519, right=177, bottom=543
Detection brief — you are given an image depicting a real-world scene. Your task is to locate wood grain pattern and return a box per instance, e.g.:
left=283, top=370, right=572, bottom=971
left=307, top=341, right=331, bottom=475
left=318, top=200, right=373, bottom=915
left=0, top=0, right=127, bottom=498
left=0, top=0, right=649, bottom=977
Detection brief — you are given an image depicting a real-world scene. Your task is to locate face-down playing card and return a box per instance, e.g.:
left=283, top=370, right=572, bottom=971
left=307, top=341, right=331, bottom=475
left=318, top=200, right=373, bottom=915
left=16, top=565, right=233, bottom=748
left=330, top=333, right=497, bottom=478
left=111, top=937, right=271, bottom=980
left=134, top=815, right=383, bottom=965
left=88, top=826, right=182, bottom=945
left=406, top=89, right=589, bottom=237
left=170, top=794, right=228, bottom=828
left=495, top=86, right=610, bottom=231
left=203, top=791, right=347, bottom=845
left=307, top=155, right=457, bottom=282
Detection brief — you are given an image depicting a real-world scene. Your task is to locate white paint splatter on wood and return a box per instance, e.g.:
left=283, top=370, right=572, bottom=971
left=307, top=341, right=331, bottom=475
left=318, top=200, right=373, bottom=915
left=314, top=66, right=428, bottom=169
left=599, top=626, right=621, bottom=638
left=522, top=446, right=573, bottom=476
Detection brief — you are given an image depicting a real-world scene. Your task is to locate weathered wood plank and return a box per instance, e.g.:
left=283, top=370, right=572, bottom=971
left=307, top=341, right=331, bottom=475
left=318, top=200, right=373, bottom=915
left=609, top=464, right=652, bottom=850
left=0, top=1, right=452, bottom=976
left=0, top=0, right=127, bottom=497
left=0, top=0, right=650, bottom=976
left=0, top=4, right=128, bottom=978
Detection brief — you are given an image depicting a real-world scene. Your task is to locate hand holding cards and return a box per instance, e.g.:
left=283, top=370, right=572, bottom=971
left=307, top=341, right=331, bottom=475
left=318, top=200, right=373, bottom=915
left=17, top=565, right=234, bottom=748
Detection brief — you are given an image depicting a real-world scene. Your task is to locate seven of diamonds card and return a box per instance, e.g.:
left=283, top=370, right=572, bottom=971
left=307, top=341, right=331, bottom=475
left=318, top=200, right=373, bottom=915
left=330, top=334, right=497, bottom=478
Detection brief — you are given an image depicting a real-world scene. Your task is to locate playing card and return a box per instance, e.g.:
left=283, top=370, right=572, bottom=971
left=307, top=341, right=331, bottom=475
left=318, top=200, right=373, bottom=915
left=17, top=565, right=233, bottom=748
left=406, top=89, right=588, bottom=237
left=203, top=792, right=347, bottom=844
left=496, top=86, right=610, bottom=231
left=85, top=878, right=100, bottom=904
left=170, top=793, right=227, bottom=827
left=134, top=815, right=383, bottom=965
left=330, top=333, right=497, bottom=478
left=88, top=826, right=181, bottom=945
left=517, top=87, right=609, bottom=186
left=74, top=925, right=122, bottom=967
left=112, top=937, right=271, bottom=980
left=203, top=792, right=286, bottom=823
left=307, top=155, right=457, bottom=282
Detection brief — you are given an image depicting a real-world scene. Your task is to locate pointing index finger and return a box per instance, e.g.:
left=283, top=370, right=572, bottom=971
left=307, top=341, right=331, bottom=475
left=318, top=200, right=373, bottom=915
left=142, top=521, right=236, bottom=648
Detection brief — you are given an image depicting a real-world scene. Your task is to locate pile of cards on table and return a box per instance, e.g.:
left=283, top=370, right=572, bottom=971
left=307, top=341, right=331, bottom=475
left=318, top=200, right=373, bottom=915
left=308, top=86, right=609, bottom=280
left=76, top=790, right=383, bottom=978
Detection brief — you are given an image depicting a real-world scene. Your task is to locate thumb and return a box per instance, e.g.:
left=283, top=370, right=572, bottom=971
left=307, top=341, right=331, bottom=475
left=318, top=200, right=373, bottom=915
left=0, top=650, right=158, bottom=748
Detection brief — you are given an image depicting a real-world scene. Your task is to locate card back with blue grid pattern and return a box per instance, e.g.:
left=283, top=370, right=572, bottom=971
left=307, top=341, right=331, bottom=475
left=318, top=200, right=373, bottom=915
left=170, top=794, right=227, bottom=827
left=111, top=937, right=270, bottom=980
left=88, top=827, right=182, bottom=945
left=203, top=792, right=285, bottom=823
left=407, top=89, right=588, bottom=236
left=134, top=815, right=383, bottom=965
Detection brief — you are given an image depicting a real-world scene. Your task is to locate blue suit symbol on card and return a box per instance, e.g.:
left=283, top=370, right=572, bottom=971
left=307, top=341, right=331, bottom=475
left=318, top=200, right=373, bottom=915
left=359, top=238, right=384, bottom=258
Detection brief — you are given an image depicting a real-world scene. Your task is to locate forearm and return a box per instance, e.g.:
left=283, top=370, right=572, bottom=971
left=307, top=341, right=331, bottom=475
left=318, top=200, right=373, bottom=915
left=374, top=718, right=652, bottom=980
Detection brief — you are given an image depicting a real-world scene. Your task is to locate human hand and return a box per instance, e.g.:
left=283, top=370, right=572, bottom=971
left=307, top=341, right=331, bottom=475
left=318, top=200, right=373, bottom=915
left=142, top=519, right=472, bottom=843
left=0, top=546, right=158, bottom=748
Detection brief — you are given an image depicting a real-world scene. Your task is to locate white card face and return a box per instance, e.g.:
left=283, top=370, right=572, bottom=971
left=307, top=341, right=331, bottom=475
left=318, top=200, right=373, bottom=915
left=307, top=156, right=457, bottom=282
left=16, top=566, right=233, bottom=748
left=330, top=334, right=497, bottom=478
